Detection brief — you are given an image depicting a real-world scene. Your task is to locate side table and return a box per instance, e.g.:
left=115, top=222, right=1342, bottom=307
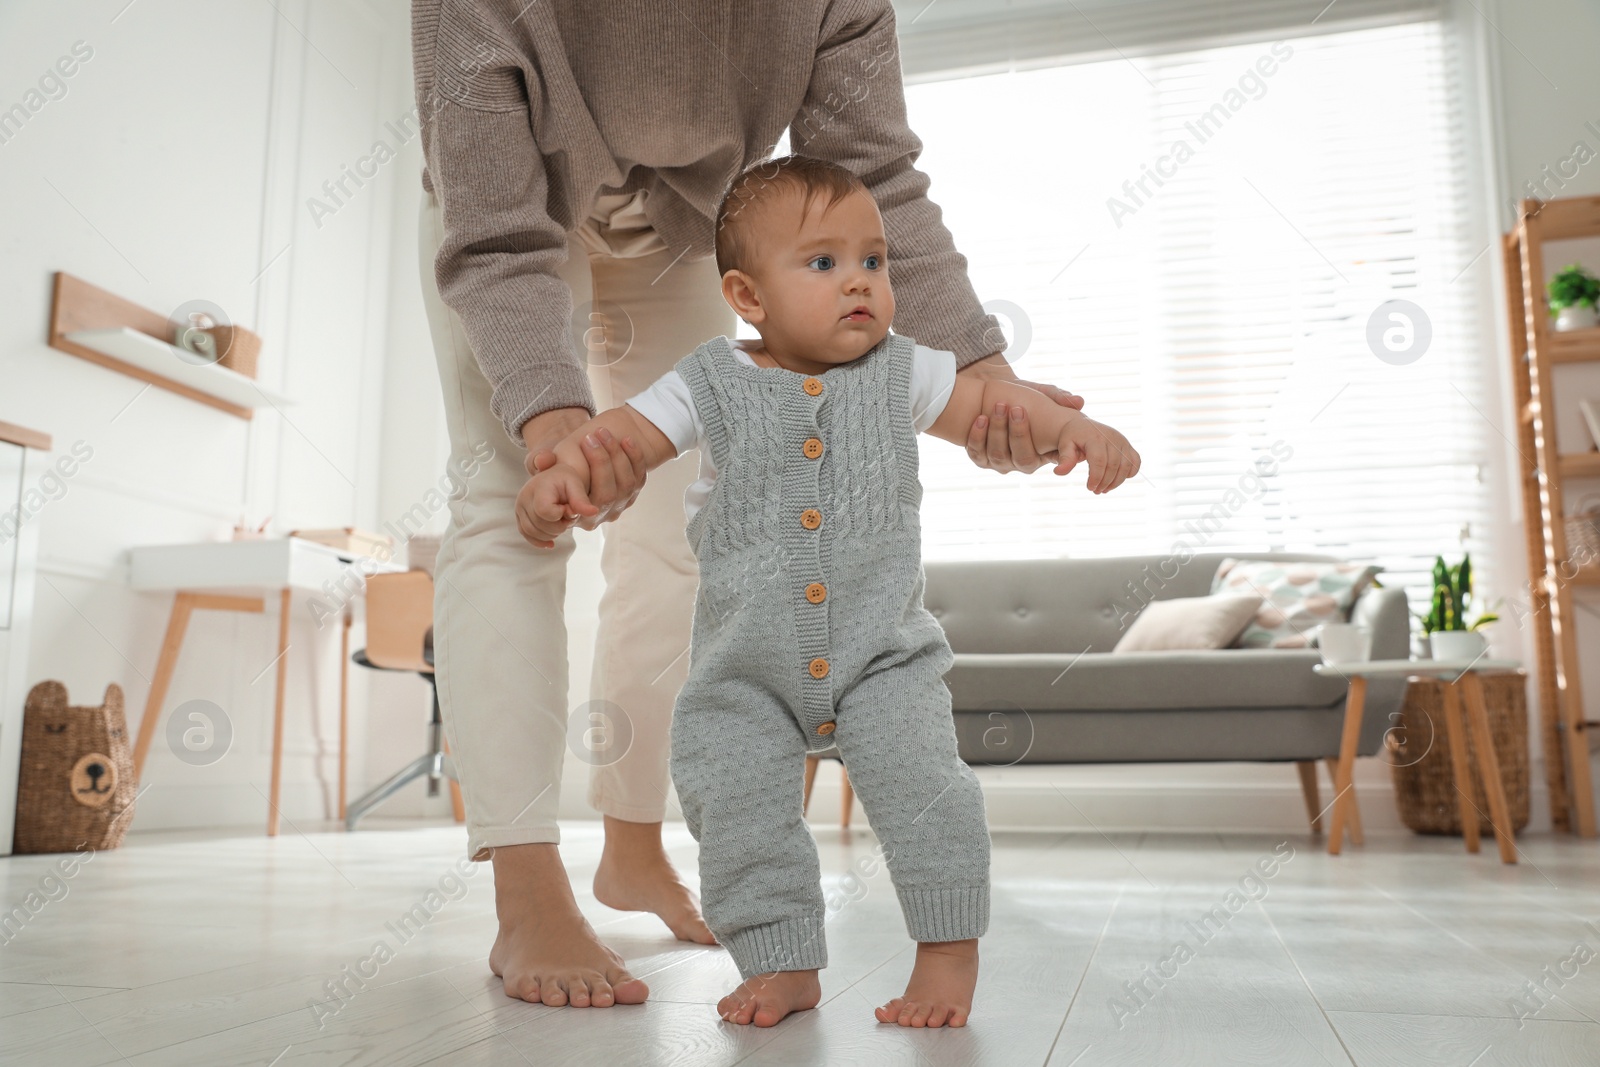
left=1312, top=658, right=1523, bottom=864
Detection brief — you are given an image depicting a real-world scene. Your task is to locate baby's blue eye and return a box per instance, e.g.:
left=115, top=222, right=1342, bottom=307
left=865, top=254, right=882, bottom=270
left=809, top=255, right=834, bottom=271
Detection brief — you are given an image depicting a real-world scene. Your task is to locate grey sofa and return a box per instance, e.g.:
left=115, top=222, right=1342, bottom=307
left=920, top=552, right=1408, bottom=768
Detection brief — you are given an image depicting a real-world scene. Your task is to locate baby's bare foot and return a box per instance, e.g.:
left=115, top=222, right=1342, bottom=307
left=592, top=817, right=716, bottom=945
left=718, top=969, right=822, bottom=1027
left=875, top=939, right=979, bottom=1028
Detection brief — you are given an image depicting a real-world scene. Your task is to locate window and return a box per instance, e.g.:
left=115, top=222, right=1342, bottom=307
left=904, top=14, right=1490, bottom=604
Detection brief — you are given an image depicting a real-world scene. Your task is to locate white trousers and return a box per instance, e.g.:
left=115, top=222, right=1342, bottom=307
left=417, top=188, right=734, bottom=860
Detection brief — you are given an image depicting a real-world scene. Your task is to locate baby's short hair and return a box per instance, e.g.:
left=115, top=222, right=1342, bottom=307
left=714, top=154, right=870, bottom=279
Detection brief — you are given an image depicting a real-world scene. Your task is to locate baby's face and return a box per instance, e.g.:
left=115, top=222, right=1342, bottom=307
left=728, top=186, right=894, bottom=368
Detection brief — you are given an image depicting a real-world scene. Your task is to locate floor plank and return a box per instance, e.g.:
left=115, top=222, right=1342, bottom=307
left=3, top=821, right=1598, bottom=1065
left=1329, top=1008, right=1600, bottom=1066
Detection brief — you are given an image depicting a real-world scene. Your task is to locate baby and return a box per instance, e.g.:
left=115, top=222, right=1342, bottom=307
left=519, top=155, right=1139, bottom=1028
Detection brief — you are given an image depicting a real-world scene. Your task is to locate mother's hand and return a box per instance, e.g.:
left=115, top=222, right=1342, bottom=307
left=520, top=407, right=648, bottom=532
left=958, top=357, right=1086, bottom=474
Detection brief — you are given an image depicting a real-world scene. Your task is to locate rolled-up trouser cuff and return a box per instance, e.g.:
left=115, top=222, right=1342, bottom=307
left=719, top=915, right=829, bottom=980
left=899, top=886, right=990, bottom=943
left=466, top=823, right=561, bottom=862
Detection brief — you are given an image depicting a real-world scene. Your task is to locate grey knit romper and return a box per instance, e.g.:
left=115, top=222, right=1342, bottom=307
left=668, top=331, right=992, bottom=981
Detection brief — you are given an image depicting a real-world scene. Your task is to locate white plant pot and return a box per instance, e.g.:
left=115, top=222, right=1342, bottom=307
left=1429, top=630, right=1487, bottom=662
left=1554, top=305, right=1599, bottom=332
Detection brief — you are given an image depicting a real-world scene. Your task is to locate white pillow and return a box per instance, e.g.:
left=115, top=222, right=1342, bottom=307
left=1111, top=593, right=1266, bottom=653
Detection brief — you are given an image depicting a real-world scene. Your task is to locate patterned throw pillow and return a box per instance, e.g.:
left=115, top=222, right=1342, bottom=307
left=1210, top=558, right=1382, bottom=649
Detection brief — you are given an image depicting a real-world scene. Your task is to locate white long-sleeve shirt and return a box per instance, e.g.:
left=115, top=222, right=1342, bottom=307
left=625, top=339, right=958, bottom=525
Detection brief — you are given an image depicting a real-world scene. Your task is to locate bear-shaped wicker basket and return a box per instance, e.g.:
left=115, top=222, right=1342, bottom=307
left=13, top=681, right=138, bottom=854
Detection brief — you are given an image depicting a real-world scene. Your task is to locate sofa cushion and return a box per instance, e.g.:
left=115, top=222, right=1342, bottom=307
left=944, top=650, right=1346, bottom=712
left=1211, top=558, right=1381, bottom=649
left=1111, top=592, right=1263, bottom=653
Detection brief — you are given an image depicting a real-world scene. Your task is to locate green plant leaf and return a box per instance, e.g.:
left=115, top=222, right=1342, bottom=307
left=1549, top=263, right=1600, bottom=311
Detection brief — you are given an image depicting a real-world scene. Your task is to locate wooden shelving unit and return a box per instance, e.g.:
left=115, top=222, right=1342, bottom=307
left=1506, top=193, right=1600, bottom=837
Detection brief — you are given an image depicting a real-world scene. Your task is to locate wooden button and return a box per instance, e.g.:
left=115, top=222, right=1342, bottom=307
left=802, top=437, right=824, bottom=459
left=805, top=582, right=827, bottom=603
left=808, top=657, right=830, bottom=678
left=802, top=377, right=824, bottom=396
left=800, top=509, right=822, bottom=530
left=816, top=721, right=836, bottom=736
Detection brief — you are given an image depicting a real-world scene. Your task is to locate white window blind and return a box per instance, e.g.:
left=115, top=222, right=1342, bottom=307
left=891, top=0, right=1439, bottom=81
left=904, top=15, right=1492, bottom=604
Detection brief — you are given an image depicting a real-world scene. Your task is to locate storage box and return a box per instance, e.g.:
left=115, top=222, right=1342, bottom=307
left=207, top=323, right=262, bottom=379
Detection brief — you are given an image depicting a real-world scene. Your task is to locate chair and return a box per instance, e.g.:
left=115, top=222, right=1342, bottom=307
left=802, top=750, right=855, bottom=829
left=344, top=570, right=464, bottom=830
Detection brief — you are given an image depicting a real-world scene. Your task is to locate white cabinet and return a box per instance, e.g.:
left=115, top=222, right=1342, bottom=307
left=0, top=432, right=48, bottom=856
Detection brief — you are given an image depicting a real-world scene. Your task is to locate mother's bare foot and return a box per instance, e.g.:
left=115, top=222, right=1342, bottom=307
left=592, top=816, right=716, bottom=945
left=718, top=969, right=821, bottom=1027
left=489, top=842, right=649, bottom=1008
left=875, top=939, right=979, bottom=1027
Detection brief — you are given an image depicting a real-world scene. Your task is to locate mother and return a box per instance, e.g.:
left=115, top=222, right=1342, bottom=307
left=412, top=0, right=1082, bottom=1009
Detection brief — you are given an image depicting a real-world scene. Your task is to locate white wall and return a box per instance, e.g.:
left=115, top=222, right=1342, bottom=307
left=0, top=0, right=426, bottom=832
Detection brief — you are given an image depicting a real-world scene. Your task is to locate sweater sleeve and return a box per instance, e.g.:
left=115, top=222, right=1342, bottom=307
left=420, top=7, right=594, bottom=444
left=790, top=0, right=1005, bottom=371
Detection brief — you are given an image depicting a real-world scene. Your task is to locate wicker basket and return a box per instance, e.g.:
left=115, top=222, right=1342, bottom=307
left=1566, top=510, right=1600, bottom=564
left=13, top=682, right=138, bottom=854
left=1388, top=671, right=1529, bottom=835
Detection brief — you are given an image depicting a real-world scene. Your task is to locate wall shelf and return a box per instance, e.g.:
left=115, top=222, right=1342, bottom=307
left=46, top=271, right=289, bottom=420
left=1548, top=327, right=1600, bottom=365
left=63, top=327, right=291, bottom=412
left=0, top=421, right=51, bottom=452
left=1557, top=452, right=1600, bottom=479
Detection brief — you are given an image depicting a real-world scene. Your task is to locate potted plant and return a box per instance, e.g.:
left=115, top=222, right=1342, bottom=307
left=1549, top=264, right=1600, bottom=332
left=1414, top=553, right=1499, bottom=661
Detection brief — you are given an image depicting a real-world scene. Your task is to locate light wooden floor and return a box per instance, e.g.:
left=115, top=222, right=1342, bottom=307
left=3, top=820, right=1598, bottom=1066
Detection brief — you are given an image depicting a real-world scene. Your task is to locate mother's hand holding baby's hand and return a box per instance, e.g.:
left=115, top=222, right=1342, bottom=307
left=521, top=408, right=647, bottom=537
left=958, top=359, right=1085, bottom=474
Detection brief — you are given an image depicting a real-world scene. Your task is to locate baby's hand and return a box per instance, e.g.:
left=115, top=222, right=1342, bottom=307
left=516, top=463, right=600, bottom=548
left=1054, top=414, right=1140, bottom=494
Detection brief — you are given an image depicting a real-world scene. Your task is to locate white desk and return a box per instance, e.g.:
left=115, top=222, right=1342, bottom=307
left=129, top=537, right=402, bottom=835
left=1313, top=658, right=1523, bottom=864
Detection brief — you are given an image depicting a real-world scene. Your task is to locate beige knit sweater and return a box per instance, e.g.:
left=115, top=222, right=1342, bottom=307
left=412, top=0, right=1007, bottom=442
